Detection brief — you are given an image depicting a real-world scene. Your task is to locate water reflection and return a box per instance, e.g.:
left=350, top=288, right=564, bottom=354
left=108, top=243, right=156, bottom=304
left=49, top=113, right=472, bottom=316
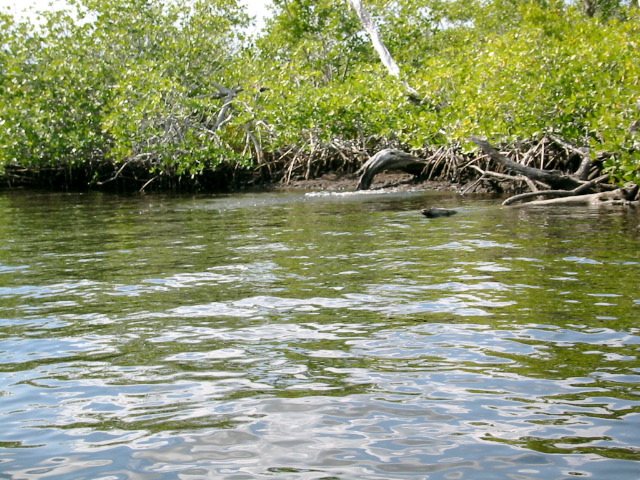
left=0, top=190, right=639, bottom=479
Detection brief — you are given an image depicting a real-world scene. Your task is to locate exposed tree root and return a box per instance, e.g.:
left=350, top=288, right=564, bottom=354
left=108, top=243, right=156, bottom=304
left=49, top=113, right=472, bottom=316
left=344, top=134, right=637, bottom=210
left=467, top=136, right=630, bottom=206
left=470, top=136, right=583, bottom=190
left=3, top=131, right=635, bottom=201
left=356, top=149, right=426, bottom=190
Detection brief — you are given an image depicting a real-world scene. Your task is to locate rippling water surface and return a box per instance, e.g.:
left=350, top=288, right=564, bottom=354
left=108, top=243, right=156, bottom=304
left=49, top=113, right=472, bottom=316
left=0, top=189, right=639, bottom=479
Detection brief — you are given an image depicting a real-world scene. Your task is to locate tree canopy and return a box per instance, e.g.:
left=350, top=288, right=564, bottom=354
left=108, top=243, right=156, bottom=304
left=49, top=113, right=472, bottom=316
left=0, top=0, right=638, bottom=190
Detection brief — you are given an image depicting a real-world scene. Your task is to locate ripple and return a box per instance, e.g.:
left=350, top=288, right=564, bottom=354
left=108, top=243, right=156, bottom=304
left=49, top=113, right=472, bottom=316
left=1, top=191, right=639, bottom=480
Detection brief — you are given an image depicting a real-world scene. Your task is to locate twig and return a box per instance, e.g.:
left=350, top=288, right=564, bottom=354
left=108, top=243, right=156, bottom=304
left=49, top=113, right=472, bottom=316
left=548, top=134, right=590, bottom=159
left=139, top=176, right=157, bottom=192
left=548, top=134, right=592, bottom=180
left=95, top=157, right=138, bottom=185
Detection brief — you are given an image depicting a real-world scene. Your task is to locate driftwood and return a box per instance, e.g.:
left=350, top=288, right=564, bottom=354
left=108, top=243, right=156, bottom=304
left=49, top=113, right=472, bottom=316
left=356, top=149, right=426, bottom=190
left=515, top=185, right=639, bottom=207
left=502, top=174, right=610, bottom=206
left=469, top=136, right=626, bottom=207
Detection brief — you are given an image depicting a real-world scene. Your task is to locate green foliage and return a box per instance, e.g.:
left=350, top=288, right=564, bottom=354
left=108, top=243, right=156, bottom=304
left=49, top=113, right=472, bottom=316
left=257, top=0, right=374, bottom=86
left=249, top=0, right=639, bottom=185
left=0, top=0, right=638, bottom=188
left=0, top=0, right=252, bottom=187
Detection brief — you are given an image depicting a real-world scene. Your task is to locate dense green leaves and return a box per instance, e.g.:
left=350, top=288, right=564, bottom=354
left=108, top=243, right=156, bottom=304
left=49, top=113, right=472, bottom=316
left=0, top=0, right=638, bottom=188
left=252, top=0, right=638, bottom=183
left=0, top=0, right=252, bottom=187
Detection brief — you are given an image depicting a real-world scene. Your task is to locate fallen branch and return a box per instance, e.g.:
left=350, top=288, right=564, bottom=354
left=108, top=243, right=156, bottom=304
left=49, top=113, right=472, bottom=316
left=356, top=149, right=426, bottom=190
left=467, top=164, right=528, bottom=183
left=462, top=163, right=542, bottom=194
left=503, top=174, right=610, bottom=206
left=514, top=185, right=639, bottom=207
left=471, top=136, right=582, bottom=190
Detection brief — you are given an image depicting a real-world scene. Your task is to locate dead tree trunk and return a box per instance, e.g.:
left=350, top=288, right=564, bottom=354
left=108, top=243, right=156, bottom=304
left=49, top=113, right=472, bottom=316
left=356, top=149, right=426, bottom=190
left=470, top=137, right=582, bottom=190
left=469, top=136, right=623, bottom=206
left=345, top=0, right=421, bottom=100
left=346, top=0, right=399, bottom=77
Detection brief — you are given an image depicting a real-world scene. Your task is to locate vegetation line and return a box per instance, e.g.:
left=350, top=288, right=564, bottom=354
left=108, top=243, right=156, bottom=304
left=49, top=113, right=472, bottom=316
left=0, top=0, right=638, bottom=193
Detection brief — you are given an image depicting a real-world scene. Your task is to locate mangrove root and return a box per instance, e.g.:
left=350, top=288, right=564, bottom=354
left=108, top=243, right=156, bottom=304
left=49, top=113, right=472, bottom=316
left=469, top=136, right=623, bottom=207
left=470, top=136, right=583, bottom=190
left=356, top=149, right=426, bottom=190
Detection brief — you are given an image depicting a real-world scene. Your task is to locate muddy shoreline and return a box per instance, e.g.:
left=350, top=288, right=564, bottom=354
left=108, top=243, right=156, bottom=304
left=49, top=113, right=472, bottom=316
left=268, top=171, right=464, bottom=193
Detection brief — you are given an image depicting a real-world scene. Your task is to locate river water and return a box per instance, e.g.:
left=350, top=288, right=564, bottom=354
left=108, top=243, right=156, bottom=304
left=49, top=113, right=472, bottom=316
left=0, top=189, right=638, bottom=480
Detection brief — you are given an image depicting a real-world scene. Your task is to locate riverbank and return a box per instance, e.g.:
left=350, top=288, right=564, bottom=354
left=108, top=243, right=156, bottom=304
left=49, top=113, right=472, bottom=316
left=0, top=136, right=629, bottom=201
left=269, top=171, right=463, bottom=193
left=2, top=2, right=637, bottom=199
left=0, top=155, right=469, bottom=194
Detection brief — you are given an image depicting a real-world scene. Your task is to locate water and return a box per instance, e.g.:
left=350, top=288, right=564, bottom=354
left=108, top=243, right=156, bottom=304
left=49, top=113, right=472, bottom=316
left=0, top=189, right=639, bottom=479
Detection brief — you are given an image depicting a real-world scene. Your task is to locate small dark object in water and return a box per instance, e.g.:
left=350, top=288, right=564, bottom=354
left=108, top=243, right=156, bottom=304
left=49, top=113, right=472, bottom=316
left=420, top=207, right=457, bottom=218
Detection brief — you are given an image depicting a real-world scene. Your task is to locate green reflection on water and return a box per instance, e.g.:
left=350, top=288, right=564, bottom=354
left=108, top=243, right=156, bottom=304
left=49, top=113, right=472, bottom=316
left=0, top=190, right=639, bottom=472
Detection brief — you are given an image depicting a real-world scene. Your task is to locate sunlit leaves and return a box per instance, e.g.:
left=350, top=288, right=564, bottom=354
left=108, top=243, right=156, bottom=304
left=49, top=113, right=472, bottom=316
left=0, top=0, right=252, bottom=185
left=0, top=0, right=638, bottom=188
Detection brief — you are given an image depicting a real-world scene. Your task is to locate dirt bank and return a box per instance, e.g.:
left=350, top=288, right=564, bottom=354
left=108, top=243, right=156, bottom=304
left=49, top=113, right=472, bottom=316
left=270, top=171, right=463, bottom=192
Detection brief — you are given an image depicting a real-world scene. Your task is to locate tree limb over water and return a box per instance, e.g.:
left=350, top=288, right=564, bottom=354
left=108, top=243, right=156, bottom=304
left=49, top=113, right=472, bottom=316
left=470, top=137, right=639, bottom=206
left=356, top=149, right=427, bottom=190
